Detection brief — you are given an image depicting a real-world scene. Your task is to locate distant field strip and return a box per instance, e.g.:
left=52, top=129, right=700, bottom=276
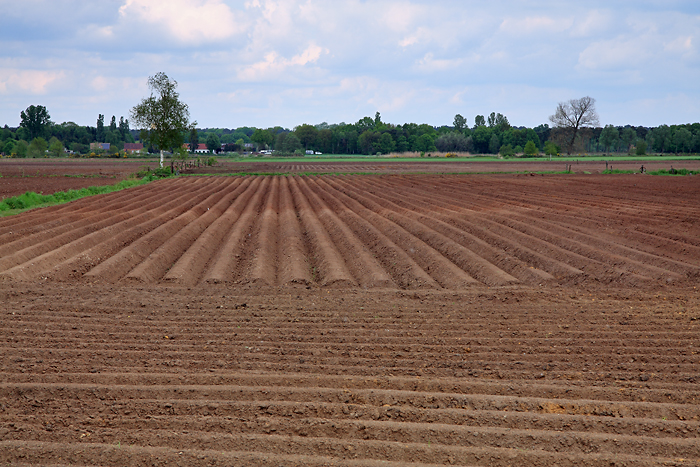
left=0, top=174, right=699, bottom=288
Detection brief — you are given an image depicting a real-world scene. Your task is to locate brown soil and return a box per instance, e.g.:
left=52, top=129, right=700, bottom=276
left=1, top=171, right=700, bottom=466
left=0, top=159, right=160, bottom=199
left=188, top=157, right=700, bottom=175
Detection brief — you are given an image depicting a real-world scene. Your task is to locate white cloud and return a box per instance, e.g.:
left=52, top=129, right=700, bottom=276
left=237, top=43, right=328, bottom=81
left=570, top=9, right=613, bottom=37
left=577, top=37, right=652, bottom=71
left=118, top=0, right=241, bottom=44
left=0, top=69, right=66, bottom=95
left=1, top=1, right=700, bottom=129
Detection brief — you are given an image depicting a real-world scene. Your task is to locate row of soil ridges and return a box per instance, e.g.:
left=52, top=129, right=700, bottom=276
left=189, top=158, right=700, bottom=176
left=0, top=174, right=699, bottom=289
left=0, top=283, right=699, bottom=466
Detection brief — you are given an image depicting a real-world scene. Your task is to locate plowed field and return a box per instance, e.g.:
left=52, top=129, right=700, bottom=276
left=1, top=173, right=700, bottom=466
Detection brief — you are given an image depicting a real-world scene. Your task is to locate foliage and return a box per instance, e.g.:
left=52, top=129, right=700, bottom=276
left=189, top=127, right=199, bottom=153
left=28, top=137, right=48, bottom=158
left=499, top=144, right=514, bottom=157
left=523, top=141, right=538, bottom=156
left=135, top=165, right=173, bottom=180
left=599, top=125, right=619, bottom=152
left=453, top=114, right=467, bottom=131
left=544, top=141, right=559, bottom=156
left=14, top=140, right=29, bottom=158
left=20, top=105, right=51, bottom=140
left=378, top=132, right=396, bottom=154
left=96, top=114, right=105, bottom=142
left=173, top=146, right=189, bottom=168
left=295, top=124, right=318, bottom=149
left=435, top=132, right=472, bottom=152
left=276, top=132, right=302, bottom=153
left=488, top=134, right=501, bottom=154
left=207, top=156, right=217, bottom=166
left=130, top=72, right=196, bottom=153
left=48, top=137, right=64, bottom=157
left=251, top=128, right=274, bottom=150
left=205, top=133, right=220, bottom=153
left=635, top=140, right=647, bottom=155
left=648, top=168, right=697, bottom=176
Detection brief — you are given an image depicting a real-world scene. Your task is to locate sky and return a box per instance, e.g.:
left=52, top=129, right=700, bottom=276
left=1, top=0, right=699, bottom=130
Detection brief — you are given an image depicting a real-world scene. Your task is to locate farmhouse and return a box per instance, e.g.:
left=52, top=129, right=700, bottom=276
left=89, top=142, right=110, bottom=151
left=124, top=143, right=143, bottom=154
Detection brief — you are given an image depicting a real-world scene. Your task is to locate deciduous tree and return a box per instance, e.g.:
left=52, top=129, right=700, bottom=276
left=523, top=140, right=538, bottom=156
left=251, top=128, right=274, bottom=150
left=378, top=132, right=396, bottom=154
left=599, top=125, right=619, bottom=152
left=28, top=137, right=48, bottom=158
left=205, top=133, right=220, bottom=153
left=48, top=137, right=63, bottom=157
left=294, top=124, right=318, bottom=150
left=453, top=114, right=467, bottom=131
left=20, top=105, right=51, bottom=140
left=549, top=96, right=599, bottom=154
left=130, top=72, right=196, bottom=167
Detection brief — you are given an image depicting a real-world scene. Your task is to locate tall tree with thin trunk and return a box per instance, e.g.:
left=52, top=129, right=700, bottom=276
left=549, top=96, right=599, bottom=154
left=130, top=72, right=196, bottom=167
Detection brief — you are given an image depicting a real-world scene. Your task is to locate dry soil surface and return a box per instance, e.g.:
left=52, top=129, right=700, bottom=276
left=1, top=172, right=699, bottom=466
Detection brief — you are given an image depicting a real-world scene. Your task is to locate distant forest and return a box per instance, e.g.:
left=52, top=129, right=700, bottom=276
left=3, top=107, right=700, bottom=157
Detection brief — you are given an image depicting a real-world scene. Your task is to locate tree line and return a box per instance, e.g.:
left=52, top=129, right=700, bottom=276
left=194, top=113, right=700, bottom=157
left=4, top=100, right=700, bottom=159
left=0, top=105, right=137, bottom=158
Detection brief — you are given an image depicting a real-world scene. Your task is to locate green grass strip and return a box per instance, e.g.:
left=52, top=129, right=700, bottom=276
left=0, top=178, right=150, bottom=217
left=647, top=168, right=698, bottom=176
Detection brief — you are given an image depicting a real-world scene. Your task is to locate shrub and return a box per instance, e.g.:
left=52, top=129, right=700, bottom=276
left=635, top=140, right=647, bottom=156
left=523, top=141, right=538, bottom=157
left=499, top=144, right=514, bottom=157
left=544, top=141, right=559, bottom=156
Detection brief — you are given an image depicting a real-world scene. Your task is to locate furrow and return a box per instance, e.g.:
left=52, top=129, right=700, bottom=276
left=489, top=213, right=686, bottom=282
left=41, top=178, right=230, bottom=282
left=247, top=176, right=280, bottom=286
left=286, top=176, right=356, bottom=287
left=329, top=177, right=495, bottom=287
left=321, top=177, right=476, bottom=289
left=359, top=177, right=584, bottom=281
left=276, top=176, right=312, bottom=286
left=0, top=179, right=210, bottom=281
left=309, top=177, right=439, bottom=289
left=161, top=177, right=258, bottom=285
left=297, top=176, right=395, bottom=289
left=201, top=177, right=271, bottom=284
left=84, top=177, right=241, bottom=282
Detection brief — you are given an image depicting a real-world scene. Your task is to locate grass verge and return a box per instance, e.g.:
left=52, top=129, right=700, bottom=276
left=648, top=168, right=698, bottom=176
left=0, top=178, right=150, bottom=217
